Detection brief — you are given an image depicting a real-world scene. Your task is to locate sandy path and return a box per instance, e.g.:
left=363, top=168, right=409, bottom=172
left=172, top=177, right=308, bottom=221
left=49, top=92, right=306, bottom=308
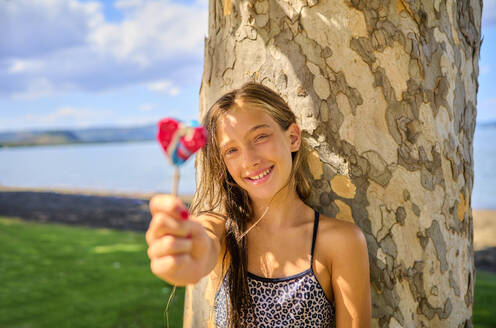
left=473, top=210, right=496, bottom=250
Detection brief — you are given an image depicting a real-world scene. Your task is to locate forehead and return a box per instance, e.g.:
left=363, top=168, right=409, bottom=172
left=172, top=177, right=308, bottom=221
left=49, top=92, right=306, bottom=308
left=216, top=104, right=278, bottom=145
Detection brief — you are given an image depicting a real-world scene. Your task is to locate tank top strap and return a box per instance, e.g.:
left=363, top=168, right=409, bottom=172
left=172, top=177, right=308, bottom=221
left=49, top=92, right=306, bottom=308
left=310, top=210, right=320, bottom=264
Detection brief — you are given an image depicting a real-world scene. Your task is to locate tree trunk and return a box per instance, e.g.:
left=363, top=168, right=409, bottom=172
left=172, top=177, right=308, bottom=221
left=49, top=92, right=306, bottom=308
left=184, top=0, right=482, bottom=327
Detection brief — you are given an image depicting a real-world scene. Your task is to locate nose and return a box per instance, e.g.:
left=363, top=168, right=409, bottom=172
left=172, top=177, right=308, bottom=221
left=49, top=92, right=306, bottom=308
left=242, top=145, right=261, bottom=168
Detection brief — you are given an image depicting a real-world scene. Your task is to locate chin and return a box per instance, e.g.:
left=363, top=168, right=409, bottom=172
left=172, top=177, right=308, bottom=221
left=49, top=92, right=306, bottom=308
left=246, top=186, right=284, bottom=202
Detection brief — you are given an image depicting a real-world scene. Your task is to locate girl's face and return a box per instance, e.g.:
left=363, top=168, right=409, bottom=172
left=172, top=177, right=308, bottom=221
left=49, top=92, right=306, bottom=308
left=216, top=103, right=301, bottom=202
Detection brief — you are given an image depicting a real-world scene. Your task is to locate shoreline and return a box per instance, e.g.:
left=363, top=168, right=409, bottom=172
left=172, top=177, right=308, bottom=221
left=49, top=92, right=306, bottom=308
left=0, top=185, right=193, bottom=203
left=0, top=186, right=494, bottom=250
left=472, top=209, right=496, bottom=251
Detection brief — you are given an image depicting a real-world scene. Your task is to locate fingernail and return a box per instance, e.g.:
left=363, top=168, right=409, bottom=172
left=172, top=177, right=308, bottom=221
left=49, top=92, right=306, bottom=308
left=180, top=209, right=189, bottom=220
left=187, top=233, right=192, bottom=239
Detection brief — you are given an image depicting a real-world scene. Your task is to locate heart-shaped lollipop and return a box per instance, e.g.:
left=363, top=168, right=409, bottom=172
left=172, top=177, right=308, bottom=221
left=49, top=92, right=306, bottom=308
left=157, top=118, right=208, bottom=166
left=156, top=117, right=208, bottom=328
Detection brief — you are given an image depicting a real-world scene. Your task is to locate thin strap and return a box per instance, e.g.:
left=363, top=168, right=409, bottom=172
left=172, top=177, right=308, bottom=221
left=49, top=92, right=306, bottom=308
left=310, top=210, right=320, bottom=264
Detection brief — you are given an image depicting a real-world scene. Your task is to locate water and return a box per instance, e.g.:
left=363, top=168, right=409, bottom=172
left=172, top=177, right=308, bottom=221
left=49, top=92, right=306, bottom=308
left=0, top=141, right=198, bottom=195
left=473, top=125, right=496, bottom=209
left=0, top=127, right=494, bottom=208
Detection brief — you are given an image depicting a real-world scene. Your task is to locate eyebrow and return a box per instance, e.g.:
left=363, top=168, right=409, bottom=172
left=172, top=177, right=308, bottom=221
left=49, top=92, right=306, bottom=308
left=219, top=124, right=271, bottom=150
left=249, top=124, right=271, bottom=133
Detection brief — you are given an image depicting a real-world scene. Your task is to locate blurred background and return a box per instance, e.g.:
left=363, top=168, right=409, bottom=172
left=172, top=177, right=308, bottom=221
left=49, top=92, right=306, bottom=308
left=0, top=0, right=495, bottom=327
left=0, top=0, right=208, bottom=195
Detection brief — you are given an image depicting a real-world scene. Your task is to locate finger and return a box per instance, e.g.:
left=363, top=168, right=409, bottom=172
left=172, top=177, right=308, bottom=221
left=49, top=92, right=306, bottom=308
left=149, top=194, right=189, bottom=219
left=146, top=213, right=192, bottom=245
left=147, top=235, right=192, bottom=259
left=150, top=254, right=190, bottom=276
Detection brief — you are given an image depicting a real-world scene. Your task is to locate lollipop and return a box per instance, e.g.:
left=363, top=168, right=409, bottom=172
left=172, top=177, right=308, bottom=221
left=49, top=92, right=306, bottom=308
left=156, top=117, right=208, bottom=195
left=156, top=117, right=207, bottom=328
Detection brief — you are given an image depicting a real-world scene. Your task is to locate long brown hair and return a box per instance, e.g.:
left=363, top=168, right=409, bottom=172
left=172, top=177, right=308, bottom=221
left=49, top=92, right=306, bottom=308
left=189, top=82, right=311, bottom=327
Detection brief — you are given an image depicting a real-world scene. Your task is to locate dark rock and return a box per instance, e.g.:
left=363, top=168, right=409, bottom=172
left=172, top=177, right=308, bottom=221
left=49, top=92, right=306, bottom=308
left=475, top=247, right=496, bottom=273
left=0, top=191, right=153, bottom=232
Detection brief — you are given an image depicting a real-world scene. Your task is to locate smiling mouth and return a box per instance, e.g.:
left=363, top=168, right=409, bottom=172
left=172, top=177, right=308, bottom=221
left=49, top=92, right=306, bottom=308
left=246, top=166, right=274, bottom=183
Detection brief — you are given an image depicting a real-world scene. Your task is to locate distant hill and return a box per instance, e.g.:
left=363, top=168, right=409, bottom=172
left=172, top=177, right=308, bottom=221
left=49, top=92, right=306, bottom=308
left=0, top=124, right=157, bottom=147
left=478, top=121, right=496, bottom=128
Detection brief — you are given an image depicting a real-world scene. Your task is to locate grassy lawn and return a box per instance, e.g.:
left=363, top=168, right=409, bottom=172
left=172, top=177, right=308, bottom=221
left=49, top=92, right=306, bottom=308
left=1, top=216, right=495, bottom=327
left=474, top=270, right=496, bottom=328
left=0, top=217, right=184, bottom=328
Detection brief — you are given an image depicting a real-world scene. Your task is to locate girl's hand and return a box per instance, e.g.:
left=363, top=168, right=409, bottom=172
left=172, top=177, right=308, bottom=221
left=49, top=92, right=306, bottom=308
left=146, top=194, right=211, bottom=286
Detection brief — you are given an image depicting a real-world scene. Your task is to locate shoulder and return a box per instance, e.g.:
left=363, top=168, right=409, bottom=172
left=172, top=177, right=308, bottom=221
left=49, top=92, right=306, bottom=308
left=317, top=213, right=366, bottom=247
left=316, top=214, right=369, bottom=270
left=317, top=214, right=372, bottom=325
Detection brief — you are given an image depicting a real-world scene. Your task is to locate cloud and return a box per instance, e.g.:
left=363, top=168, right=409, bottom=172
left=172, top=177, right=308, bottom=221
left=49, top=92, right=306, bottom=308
left=115, top=0, right=145, bottom=9
left=483, top=0, right=496, bottom=27
left=112, top=114, right=164, bottom=126
left=0, top=0, right=103, bottom=58
left=477, top=97, right=496, bottom=123
left=480, top=65, right=490, bottom=75
left=38, top=106, right=113, bottom=126
left=482, top=97, right=496, bottom=106
left=146, top=80, right=180, bottom=95
left=90, top=1, right=206, bottom=66
left=0, top=103, right=191, bottom=131
left=44, top=107, right=96, bottom=122
left=0, top=106, right=114, bottom=131
left=139, top=103, right=156, bottom=112
left=11, top=77, right=56, bottom=99
left=8, top=59, right=44, bottom=74
left=0, top=0, right=207, bottom=98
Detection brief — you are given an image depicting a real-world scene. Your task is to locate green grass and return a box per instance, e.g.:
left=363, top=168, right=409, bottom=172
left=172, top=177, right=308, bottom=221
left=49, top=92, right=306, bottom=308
left=0, top=217, right=185, bottom=328
left=2, top=216, right=495, bottom=328
left=474, top=270, right=496, bottom=328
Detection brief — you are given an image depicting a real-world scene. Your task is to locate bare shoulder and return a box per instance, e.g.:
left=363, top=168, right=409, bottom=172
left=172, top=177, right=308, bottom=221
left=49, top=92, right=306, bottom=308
left=318, top=214, right=366, bottom=245
left=318, top=214, right=372, bottom=325
left=317, top=214, right=368, bottom=266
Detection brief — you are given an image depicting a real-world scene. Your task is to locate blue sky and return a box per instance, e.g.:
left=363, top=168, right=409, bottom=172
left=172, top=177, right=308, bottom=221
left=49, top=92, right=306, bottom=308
left=0, top=0, right=495, bottom=132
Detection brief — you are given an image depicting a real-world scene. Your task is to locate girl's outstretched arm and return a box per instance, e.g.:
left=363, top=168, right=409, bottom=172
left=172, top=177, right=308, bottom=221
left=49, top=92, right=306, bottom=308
left=191, top=211, right=226, bottom=277
left=328, top=221, right=371, bottom=327
left=146, top=194, right=225, bottom=286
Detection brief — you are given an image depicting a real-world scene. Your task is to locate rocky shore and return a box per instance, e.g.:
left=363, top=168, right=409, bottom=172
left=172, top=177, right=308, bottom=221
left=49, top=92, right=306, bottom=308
left=0, top=187, right=191, bottom=232
left=0, top=188, right=153, bottom=231
left=0, top=187, right=494, bottom=272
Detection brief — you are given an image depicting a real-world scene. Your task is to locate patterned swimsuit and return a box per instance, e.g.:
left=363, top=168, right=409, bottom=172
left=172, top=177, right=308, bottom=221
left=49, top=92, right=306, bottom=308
left=214, top=211, right=336, bottom=327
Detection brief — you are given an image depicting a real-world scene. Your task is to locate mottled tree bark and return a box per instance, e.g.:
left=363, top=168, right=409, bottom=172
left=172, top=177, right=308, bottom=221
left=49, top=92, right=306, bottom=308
left=184, top=0, right=482, bottom=327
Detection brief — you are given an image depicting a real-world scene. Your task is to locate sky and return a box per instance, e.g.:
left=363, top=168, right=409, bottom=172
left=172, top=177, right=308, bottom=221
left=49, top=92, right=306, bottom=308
left=0, top=0, right=495, bottom=132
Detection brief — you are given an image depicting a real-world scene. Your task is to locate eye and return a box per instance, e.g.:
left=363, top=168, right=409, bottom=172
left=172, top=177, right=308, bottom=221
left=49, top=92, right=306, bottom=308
left=224, top=148, right=237, bottom=156
left=255, top=134, right=268, bottom=142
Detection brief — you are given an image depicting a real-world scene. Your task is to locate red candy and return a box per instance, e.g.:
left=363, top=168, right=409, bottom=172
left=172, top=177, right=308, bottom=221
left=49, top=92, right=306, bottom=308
left=157, top=118, right=208, bottom=166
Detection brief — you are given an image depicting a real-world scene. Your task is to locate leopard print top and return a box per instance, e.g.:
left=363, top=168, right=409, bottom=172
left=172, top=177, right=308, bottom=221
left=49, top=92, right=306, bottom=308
left=214, top=211, right=336, bottom=327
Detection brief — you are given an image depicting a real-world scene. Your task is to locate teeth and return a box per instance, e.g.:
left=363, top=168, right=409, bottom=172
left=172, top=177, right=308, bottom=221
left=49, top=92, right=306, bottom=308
left=249, top=167, right=271, bottom=180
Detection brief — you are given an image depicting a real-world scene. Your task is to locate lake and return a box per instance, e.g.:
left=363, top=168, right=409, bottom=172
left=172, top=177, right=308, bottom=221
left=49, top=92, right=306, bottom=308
left=0, top=126, right=495, bottom=208
left=0, top=141, right=198, bottom=195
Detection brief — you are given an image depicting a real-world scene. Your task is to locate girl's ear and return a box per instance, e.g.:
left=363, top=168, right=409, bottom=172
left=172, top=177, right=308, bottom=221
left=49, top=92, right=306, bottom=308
left=287, top=123, right=301, bottom=152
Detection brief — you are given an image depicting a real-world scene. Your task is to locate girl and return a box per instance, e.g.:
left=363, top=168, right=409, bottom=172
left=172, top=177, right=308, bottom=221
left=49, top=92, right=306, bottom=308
left=146, top=82, right=371, bottom=327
